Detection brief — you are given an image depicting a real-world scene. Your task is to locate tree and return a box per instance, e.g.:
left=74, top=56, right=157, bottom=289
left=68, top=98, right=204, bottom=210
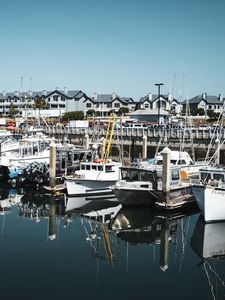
left=207, top=109, right=220, bottom=120
left=33, top=97, right=49, bottom=110
left=61, top=111, right=84, bottom=121
left=86, top=109, right=95, bottom=118
left=118, top=106, right=129, bottom=115
left=196, top=108, right=205, bottom=116
left=9, top=101, right=18, bottom=116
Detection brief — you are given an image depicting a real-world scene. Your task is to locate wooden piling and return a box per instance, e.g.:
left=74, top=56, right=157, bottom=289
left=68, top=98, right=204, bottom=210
left=49, top=139, right=56, bottom=188
left=142, top=135, right=147, bottom=160
left=161, top=147, right=171, bottom=194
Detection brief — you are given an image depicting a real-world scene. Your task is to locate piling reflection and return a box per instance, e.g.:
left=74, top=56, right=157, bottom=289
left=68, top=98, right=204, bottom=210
left=110, top=206, right=200, bottom=271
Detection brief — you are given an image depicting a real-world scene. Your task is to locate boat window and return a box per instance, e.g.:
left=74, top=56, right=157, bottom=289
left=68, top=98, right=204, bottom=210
left=92, top=165, right=97, bottom=170
left=81, top=165, right=85, bottom=170
left=106, top=165, right=113, bottom=172
left=172, top=170, right=179, bottom=180
left=86, top=165, right=90, bottom=170
left=200, top=172, right=211, bottom=182
left=121, top=169, right=138, bottom=181
left=170, top=160, right=177, bottom=165
left=121, top=169, right=129, bottom=180
left=97, top=166, right=103, bottom=171
left=177, top=160, right=186, bottom=165
left=139, top=171, right=154, bottom=182
left=213, top=173, right=224, bottom=181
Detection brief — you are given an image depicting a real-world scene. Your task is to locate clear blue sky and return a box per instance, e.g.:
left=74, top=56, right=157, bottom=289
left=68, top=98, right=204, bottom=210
left=0, top=0, right=225, bottom=101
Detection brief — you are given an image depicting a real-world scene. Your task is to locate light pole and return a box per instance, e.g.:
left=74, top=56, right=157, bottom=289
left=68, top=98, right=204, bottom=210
left=155, top=83, right=164, bottom=125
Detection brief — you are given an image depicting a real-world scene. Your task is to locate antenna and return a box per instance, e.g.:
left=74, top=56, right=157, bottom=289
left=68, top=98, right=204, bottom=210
left=20, top=76, right=23, bottom=95
left=30, top=76, right=32, bottom=91
left=171, top=73, right=176, bottom=99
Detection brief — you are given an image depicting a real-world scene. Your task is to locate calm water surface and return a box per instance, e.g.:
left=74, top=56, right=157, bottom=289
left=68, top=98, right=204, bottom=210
left=0, top=185, right=224, bottom=300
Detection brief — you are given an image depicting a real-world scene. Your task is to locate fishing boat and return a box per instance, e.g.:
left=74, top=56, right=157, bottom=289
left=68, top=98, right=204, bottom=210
left=192, top=166, right=225, bottom=222
left=65, top=160, right=122, bottom=198
left=112, top=154, right=193, bottom=207
left=65, top=112, right=122, bottom=200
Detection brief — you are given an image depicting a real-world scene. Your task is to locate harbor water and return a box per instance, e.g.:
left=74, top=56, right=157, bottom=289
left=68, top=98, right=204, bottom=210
left=0, top=185, right=224, bottom=300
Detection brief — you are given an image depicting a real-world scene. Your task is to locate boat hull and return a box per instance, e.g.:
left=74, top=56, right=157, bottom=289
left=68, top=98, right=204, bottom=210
left=66, top=179, right=118, bottom=198
left=193, top=185, right=225, bottom=222
left=113, top=185, right=193, bottom=207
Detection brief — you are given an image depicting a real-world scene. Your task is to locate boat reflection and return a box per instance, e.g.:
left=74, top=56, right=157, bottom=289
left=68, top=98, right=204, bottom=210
left=0, top=184, right=23, bottom=214
left=191, top=217, right=225, bottom=300
left=65, top=196, right=121, bottom=266
left=110, top=206, right=198, bottom=271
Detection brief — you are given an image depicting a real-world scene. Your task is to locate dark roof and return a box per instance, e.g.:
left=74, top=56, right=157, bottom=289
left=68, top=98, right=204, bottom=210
left=139, top=94, right=173, bottom=103
left=184, top=95, right=224, bottom=105
left=0, top=90, right=85, bottom=99
left=85, top=94, right=134, bottom=104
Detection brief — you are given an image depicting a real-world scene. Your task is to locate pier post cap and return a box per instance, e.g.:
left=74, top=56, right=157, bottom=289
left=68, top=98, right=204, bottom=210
left=84, top=133, right=89, bottom=137
left=50, top=137, right=56, bottom=146
left=215, top=138, right=220, bottom=143
left=160, top=147, right=171, bottom=154
left=143, top=135, right=147, bottom=139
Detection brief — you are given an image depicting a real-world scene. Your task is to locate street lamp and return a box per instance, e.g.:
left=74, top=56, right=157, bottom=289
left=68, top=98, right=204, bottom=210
left=155, top=83, right=164, bottom=125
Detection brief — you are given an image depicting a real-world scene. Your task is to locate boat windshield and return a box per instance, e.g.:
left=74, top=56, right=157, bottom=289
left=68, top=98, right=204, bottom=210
left=121, top=168, right=157, bottom=182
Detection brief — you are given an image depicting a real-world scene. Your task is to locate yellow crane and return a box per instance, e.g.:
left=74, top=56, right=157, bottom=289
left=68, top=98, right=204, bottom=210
left=101, top=112, right=116, bottom=162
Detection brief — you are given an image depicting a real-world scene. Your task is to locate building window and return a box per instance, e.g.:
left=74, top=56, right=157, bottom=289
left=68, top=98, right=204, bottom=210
left=86, top=103, right=92, bottom=108
left=144, top=104, right=149, bottom=109
left=114, top=103, right=120, bottom=108
left=53, top=95, right=58, bottom=101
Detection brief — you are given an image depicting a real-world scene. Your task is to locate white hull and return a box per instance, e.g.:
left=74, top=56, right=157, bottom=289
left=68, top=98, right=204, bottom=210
left=66, top=179, right=118, bottom=197
left=193, top=185, right=225, bottom=222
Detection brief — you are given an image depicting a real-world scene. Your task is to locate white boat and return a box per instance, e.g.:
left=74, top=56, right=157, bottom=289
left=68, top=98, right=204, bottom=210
left=147, top=149, right=205, bottom=178
left=0, top=137, right=20, bottom=153
left=192, top=166, right=225, bottom=222
left=0, top=133, right=51, bottom=169
left=65, top=160, right=122, bottom=198
left=112, top=164, right=193, bottom=207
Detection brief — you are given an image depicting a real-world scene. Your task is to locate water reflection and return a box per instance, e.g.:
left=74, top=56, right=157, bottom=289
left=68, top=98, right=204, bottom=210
left=0, top=186, right=224, bottom=299
left=191, top=217, right=225, bottom=300
left=110, top=207, right=198, bottom=271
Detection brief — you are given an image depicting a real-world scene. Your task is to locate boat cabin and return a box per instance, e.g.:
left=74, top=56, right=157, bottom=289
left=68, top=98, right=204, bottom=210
left=78, top=162, right=117, bottom=173
left=154, top=150, right=194, bottom=166
left=199, top=167, right=225, bottom=186
left=120, top=166, right=181, bottom=190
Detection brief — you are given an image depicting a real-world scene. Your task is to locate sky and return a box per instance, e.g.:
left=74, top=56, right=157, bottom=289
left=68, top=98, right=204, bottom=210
left=0, top=0, right=225, bottom=101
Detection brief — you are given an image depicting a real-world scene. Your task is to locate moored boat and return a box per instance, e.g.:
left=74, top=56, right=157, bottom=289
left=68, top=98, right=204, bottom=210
left=192, top=166, right=225, bottom=222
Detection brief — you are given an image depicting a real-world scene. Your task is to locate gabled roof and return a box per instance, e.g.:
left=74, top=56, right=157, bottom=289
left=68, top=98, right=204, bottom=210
left=139, top=94, right=171, bottom=103
left=0, top=90, right=86, bottom=100
left=184, top=95, right=224, bottom=105
left=84, top=94, right=134, bottom=104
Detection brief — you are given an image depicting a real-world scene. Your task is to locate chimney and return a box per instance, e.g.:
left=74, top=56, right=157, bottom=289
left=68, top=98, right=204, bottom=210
left=28, top=90, right=33, bottom=97
left=64, top=87, right=68, bottom=94
left=168, top=93, right=172, bottom=101
left=202, top=93, right=207, bottom=100
left=219, top=94, right=223, bottom=101
left=14, top=91, right=20, bottom=97
left=2, top=90, right=6, bottom=97
left=148, top=93, right=152, bottom=101
left=93, top=93, right=98, bottom=101
left=112, top=92, right=117, bottom=100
